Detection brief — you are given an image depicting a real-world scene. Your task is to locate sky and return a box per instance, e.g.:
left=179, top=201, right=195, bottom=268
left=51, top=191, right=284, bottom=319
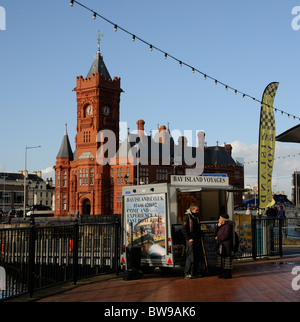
left=1, top=0, right=300, bottom=198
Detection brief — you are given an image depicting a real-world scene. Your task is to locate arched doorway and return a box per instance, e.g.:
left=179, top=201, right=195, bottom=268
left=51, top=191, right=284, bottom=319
left=82, top=199, right=91, bottom=215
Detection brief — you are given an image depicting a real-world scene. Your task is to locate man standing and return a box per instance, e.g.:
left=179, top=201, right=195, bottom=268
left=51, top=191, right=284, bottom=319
left=182, top=203, right=203, bottom=279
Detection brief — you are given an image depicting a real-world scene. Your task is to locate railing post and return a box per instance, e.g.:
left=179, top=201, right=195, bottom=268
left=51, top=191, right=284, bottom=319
left=115, top=218, right=121, bottom=276
left=73, top=218, right=79, bottom=285
left=278, top=218, right=283, bottom=257
left=251, top=216, right=257, bottom=260
left=28, top=217, right=35, bottom=297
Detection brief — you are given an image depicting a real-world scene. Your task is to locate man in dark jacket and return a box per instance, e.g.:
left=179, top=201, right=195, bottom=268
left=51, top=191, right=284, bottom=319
left=182, top=203, right=203, bottom=279
left=215, top=214, right=233, bottom=279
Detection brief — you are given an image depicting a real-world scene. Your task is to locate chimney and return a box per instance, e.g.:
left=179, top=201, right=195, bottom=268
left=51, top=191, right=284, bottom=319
left=178, top=136, right=188, bottom=146
left=136, top=119, right=145, bottom=133
left=225, top=144, right=232, bottom=155
left=197, top=131, right=205, bottom=148
left=159, top=125, right=167, bottom=144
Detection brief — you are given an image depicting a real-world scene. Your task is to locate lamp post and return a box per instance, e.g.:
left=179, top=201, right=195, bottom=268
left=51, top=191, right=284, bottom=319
left=23, top=145, right=41, bottom=219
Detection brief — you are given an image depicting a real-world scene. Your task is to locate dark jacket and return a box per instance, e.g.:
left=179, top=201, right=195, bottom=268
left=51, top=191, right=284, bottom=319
left=215, top=221, right=233, bottom=256
left=182, top=209, right=201, bottom=241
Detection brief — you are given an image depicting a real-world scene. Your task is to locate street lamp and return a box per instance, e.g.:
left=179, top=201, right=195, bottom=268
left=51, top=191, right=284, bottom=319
left=23, top=145, right=41, bottom=219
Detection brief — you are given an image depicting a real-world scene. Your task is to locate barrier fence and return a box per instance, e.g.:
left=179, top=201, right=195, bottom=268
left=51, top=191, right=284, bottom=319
left=0, top=217, right=120, bottom=301
left=0, top=215, right=296, bottom=301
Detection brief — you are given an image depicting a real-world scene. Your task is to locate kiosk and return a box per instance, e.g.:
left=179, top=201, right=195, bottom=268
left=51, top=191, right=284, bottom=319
left=120, top=174, right=235, bottom=272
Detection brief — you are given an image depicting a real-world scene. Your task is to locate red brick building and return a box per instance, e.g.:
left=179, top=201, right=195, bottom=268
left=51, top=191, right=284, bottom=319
left=54, top=46, right=244, bottom=216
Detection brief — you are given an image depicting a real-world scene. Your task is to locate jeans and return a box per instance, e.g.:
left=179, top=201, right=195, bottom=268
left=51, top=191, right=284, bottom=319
left=184, top=239, right=202, bottom=276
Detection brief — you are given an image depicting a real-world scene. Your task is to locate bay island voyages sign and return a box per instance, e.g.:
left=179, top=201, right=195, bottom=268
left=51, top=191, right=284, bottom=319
left=171, top=174, right=229, bottom=187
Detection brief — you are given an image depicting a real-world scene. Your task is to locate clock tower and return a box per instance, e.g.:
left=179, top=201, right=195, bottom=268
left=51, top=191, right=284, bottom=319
left=75, top=39, right=122, bottom=159
left=54, top=38, right=122, bottom=216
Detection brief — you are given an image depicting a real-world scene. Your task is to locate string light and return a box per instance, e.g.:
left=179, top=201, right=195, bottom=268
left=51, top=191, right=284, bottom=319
left=69, top=0, right=300, bottom=122
left=244, top=152, right=300, bottom=165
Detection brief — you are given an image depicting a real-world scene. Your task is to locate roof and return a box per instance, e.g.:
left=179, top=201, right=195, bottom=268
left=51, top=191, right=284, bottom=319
left=56, top=124, right=73, bottom=160
left=276, top=124, right=300, bottom=143
left=204, top=146, right=237, bottom=166
left=87, top=50, right=111, bottom=79
left=0, top=172, right=44, bottom=182
left=114, top=134, right=238, bottom=167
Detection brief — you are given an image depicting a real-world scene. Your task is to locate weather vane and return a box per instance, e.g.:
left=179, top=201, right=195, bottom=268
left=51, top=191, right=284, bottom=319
left=97, top=30, right=104, bottom=52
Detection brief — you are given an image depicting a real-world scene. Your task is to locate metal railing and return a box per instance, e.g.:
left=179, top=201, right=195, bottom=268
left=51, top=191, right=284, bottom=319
left=250, top=216, right=283, bottom=259
left=0, top=217, right=120, bottom=301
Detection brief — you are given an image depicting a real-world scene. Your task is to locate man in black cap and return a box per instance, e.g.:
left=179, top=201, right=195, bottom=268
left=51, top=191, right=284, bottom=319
left=182, top=203, right=203, bottom=279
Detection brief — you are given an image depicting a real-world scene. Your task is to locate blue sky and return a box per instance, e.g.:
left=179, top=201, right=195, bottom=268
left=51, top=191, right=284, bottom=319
left=1, top=0, right=300, bottom=197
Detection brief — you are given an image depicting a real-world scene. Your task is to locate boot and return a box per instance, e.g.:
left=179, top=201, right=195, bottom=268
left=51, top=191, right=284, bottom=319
left=217, top=268, right=225, bottom=278
left=222, top=269, right=232, bottom=279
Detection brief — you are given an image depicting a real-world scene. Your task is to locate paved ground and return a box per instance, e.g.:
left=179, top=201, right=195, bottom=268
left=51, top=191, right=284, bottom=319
left=37, top=256, right=300, bottom=302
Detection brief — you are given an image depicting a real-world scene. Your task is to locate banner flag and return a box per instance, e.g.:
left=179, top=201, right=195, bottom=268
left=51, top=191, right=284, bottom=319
left=258, top=82, right=279, bottom=209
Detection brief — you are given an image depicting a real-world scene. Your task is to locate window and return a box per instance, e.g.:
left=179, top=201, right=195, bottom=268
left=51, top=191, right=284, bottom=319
left=140, top=167, right=149, bottom=184
left=56, top=171, right=60, bottom=187
left=83, top=131, right=91, bottom=143
left=63, top=171, right=67, bottom=187
left=79, top=169, right=81, bottom=185
left=62, top=194, right=67, bottom=210
left=90, top=168, right=94, bottom=185
left=56, top=194, right=59, bottom=210
left=117, top=167, right=125, bottom=184
left=156, top=168, right=168, bottom=181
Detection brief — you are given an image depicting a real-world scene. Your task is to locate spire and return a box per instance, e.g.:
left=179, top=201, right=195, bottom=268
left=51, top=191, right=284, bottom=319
left=86, top=31, right=111, bottom=79
left=57, top=123, right=73, bottom=160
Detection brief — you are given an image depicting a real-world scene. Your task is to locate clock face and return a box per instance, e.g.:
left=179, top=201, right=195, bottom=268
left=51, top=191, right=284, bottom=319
left=86, top=105, right=93, bottom=116
left=103, top=105, right=110, bottom=116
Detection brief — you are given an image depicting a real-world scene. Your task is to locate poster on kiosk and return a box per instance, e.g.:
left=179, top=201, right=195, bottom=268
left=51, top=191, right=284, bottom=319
left=125, top=193, right=167, bottom=260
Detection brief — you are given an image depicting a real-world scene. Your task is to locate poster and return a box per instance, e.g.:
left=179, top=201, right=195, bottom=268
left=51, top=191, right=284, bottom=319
left=125, top=193, right=166, bottom=259
left=234, top=214, right=252, bottom=253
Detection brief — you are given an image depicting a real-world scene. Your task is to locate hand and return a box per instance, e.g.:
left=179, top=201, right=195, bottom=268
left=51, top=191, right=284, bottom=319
left=189, top=239, right=193, bottom=243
